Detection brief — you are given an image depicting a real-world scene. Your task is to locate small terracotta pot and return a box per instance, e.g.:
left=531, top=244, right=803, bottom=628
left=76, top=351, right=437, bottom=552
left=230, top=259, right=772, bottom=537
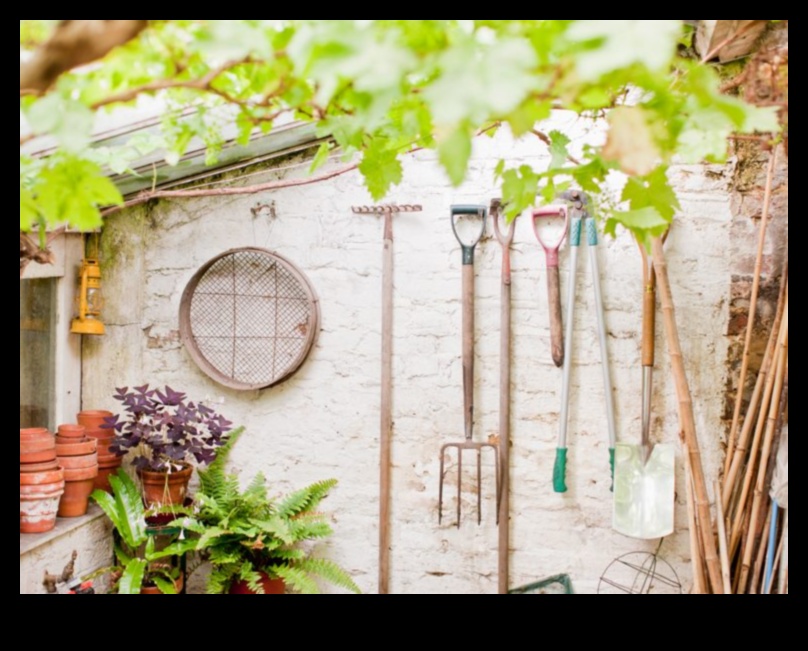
left=56, top=438, right=97, bottom=457
left=57, top=424, right=86, bottom=439
left=20, top=438, right=57, bottom=464
left=58, top=451, right=98, bottom=470
left=94, top=454, right=124, bottom=493
left=138, top=465, right=194, bottom=507
left=20, top=470, right=65, bottom=533
left=140, top=572, right=184, bottom=595
left=77, top=410, right=114, bottom=431
left=59, top=465, right=99, bottom=517
left=20, top=427, right=52, bottom=440
left=20, top=459, right=61, bottom=473
left=228, top=573, right=285, bottom=594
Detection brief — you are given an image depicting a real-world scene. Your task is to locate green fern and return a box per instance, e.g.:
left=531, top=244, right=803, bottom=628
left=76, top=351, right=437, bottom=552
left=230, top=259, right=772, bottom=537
left=187, top=428, right=361, bottom=594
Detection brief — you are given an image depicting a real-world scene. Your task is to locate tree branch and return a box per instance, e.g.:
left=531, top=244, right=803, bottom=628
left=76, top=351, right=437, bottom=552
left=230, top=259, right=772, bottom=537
left=20, top=20, right=149, bottom=92
left=101, top=162, right=360, bottom=218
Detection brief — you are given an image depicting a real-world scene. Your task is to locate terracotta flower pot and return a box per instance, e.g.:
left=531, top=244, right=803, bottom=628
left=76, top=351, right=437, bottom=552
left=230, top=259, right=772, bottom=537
left=228, top=573, right=285, bottom=594
left=94, top=453, right=124, bottom=493
left=138, top=465, right=193, bottom=507
left=90, top=433, right=117, bottom=456
left=20, top=427, right=52, bottom=440
left=59, top=465, right=99, bottom=517
left=58, top=451, right=98, bottom=470
left=57, top=424, right=86, bottom=439
left=20, top=436, right=57, bottom=464
left=56, top=437, right=97, bottom=457
left=77, top=410, right=113, bottom=430
left=140, top=573, right=184, bottom=595
left=20, top=468, right=65, bottom=533
left=20, top=460, right=60, bottom=473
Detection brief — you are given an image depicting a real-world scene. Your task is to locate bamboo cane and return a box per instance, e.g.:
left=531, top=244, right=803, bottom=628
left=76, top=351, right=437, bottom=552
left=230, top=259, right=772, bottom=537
left=737, top=297, right=787, bottom=592
left=764, top=522, right=785, bottom=594
left=732, top=506, right=752, bottom=593
left=724, top=148, right=778, bottom=476
left=685, top=446, right=706, bottom=594
left=779, top=512, right=788, bottom=594
left=652, top=237, right=724, bottom=593
left=728, top=293, right=788, bottom=556
left=714, top=480, right=732, bottom=594
left=723, top=263, right=788, bottom=512
left=748, top=501, right=773, bottom=594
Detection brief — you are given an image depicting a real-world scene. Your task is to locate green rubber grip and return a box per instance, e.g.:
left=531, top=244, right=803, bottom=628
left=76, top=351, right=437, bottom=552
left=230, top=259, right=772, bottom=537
left=586, top=216, right=598, bottom=246
left=609, top=447, right=615, bottom=492
left=553, top=448, right=568, bottom=493
left=569, top=216, right=582, bottom=247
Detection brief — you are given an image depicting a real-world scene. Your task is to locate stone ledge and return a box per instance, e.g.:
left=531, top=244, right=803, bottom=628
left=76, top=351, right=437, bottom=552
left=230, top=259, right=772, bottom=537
left=20, top=504, right=106, bottom=556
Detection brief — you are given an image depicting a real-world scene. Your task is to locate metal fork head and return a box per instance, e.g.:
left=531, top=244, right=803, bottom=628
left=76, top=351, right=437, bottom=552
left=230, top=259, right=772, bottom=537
left=439, top=441, right=500, bottom=528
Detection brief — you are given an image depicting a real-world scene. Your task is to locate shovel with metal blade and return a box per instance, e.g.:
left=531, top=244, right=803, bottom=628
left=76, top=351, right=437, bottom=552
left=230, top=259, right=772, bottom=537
left=613, top=234, right=675, bottom=539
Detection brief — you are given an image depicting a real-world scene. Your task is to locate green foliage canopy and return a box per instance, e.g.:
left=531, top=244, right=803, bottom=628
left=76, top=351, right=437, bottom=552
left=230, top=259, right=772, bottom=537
left=20, top=20, right=781, bottom=242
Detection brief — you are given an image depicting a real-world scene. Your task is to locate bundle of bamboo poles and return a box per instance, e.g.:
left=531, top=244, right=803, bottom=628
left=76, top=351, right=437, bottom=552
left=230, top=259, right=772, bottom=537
left=657, top=145, right=788, bottom=594
left=686, top=146, right=789, bottom=594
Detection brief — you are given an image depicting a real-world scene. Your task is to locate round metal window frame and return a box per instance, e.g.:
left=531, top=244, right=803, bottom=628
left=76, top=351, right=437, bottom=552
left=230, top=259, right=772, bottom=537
left=179, top=247, right=320, bottom=391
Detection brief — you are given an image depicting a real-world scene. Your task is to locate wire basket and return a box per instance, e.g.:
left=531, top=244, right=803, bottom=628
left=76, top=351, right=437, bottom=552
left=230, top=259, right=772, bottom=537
left=509, top=574, right=574, bottom=594
left=179, top=247, right=320, bottom=390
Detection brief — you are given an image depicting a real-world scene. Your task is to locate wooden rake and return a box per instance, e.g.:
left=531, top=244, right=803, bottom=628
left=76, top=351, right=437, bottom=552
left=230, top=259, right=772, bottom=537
left=351, top=202, right=421, bottom=594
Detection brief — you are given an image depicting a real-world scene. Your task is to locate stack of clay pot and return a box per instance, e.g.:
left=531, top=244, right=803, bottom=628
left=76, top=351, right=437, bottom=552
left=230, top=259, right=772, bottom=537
left=55, top=424, right=98, bottom=517
left=77, top=410, right=122, bottom=493
left=20, top=428, right=64, bottom=533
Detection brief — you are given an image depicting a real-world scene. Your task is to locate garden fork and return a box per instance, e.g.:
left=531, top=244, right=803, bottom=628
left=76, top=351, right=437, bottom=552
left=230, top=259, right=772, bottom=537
left=439, top=204, right=500, bottom=527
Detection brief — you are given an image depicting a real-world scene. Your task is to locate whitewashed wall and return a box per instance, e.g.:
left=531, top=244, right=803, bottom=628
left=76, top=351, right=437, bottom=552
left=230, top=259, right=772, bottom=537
left=83, top=112, right=733, bottom=594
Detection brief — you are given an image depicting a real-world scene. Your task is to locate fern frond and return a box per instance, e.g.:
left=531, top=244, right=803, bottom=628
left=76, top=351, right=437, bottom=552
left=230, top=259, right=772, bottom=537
left=274, top=564, right=320, bottom=594
left=276, top=478, right=338, bottom=518
left=296, top=557, right=362, bottom=594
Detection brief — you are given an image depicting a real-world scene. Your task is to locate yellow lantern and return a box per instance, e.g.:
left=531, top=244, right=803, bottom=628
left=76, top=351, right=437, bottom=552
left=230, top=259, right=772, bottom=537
left=70, top=258, right=105, bottom=335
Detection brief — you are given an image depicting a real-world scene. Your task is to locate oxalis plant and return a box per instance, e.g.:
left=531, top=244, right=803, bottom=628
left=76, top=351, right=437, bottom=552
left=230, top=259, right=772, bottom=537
left=106, top=385, right=233, bottom=473
left=175, top=427, right=362, bottom=594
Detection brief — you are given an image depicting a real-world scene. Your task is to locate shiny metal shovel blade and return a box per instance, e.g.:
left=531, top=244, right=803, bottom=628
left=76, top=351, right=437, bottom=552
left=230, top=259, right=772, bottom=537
left=613, top=443, right=675, bottom=539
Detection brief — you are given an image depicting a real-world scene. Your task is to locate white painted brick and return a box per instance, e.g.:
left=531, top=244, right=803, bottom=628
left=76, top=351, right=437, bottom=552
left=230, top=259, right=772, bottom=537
left=82, top=118, right=739, bottom=595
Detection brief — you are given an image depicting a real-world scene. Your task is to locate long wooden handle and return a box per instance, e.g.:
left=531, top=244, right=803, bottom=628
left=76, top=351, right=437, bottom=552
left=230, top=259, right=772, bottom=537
left=547, top=265, right=564, bottom=368
left=652, top=236, right=724, bottom=593
left=498, top=268, right=510, bottom=594
left=462, top=263, right=475, bottom=441
left=378, top=227, right=393, bottom=595
left=642, top=284, right=656, bottom=368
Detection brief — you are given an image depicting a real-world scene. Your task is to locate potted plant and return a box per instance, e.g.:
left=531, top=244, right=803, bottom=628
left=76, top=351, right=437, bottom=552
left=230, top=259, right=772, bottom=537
left=178, top=429, right=361, bottom=594
left=90, top=469, right=196, bottom=594
left=104, top=385, right=233, bottom=506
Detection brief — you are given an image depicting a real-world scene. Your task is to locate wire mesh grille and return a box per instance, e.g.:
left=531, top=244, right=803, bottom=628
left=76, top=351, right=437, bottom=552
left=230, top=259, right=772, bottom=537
left=181, top=248, right=318, bottom=389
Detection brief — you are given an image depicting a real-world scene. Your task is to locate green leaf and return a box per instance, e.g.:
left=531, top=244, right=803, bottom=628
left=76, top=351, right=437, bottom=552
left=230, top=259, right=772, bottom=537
left=548, top=130, right=571, bottom=170
left=621, top=166, right=679, bottom=222
left=605, top=206, right=670, bottom=243
left=26, top=95, right=94, bottom=152
left=425, top=36, right=537, bottom=126
left=117, top=558, right=147, bottom=594
left=678, top=106, right=734, bottom=163
left=20, top=187, right=38, bottom=232
left=567, top=20, right=682, bottom=81
left=308, top=141, right=332, bottom=174
left=358, top=139, right=403, bottom=200
left=437, top=127, right=472, bottom=187
left=151, top=575, right=178, bottom=594
left=741, top=105, right=781, bottom=133
left=501, top=165, right=539, bottom=219
left=507, top=100, right=551, bottom=137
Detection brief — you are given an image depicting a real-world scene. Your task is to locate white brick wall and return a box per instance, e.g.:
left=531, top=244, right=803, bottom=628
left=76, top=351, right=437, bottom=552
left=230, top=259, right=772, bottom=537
left=83, top=114, right=734, bottom=594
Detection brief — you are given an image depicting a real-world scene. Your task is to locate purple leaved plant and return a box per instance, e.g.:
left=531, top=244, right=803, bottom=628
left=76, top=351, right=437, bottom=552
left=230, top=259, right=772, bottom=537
left=105, top=385, right=233, bottom=472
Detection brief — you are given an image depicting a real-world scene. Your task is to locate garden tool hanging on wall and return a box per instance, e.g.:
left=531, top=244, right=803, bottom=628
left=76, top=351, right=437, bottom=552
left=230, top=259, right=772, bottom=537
left=439, top=204, right=499, bottom=527
left=553, top=190, right=617, bottom=493
left=612, top=232, right=675, bottom=539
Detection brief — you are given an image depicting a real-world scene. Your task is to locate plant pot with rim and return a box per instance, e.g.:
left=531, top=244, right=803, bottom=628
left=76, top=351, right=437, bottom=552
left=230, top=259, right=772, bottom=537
left=179, top=428, right=361, bottom=595
left=90, top=469, right=195, bottom=594
left=105, top=385, right=233, bottom=507
left=229, top=573, right=285, bottom=594
left=20, top=468, right=65, bottom=533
